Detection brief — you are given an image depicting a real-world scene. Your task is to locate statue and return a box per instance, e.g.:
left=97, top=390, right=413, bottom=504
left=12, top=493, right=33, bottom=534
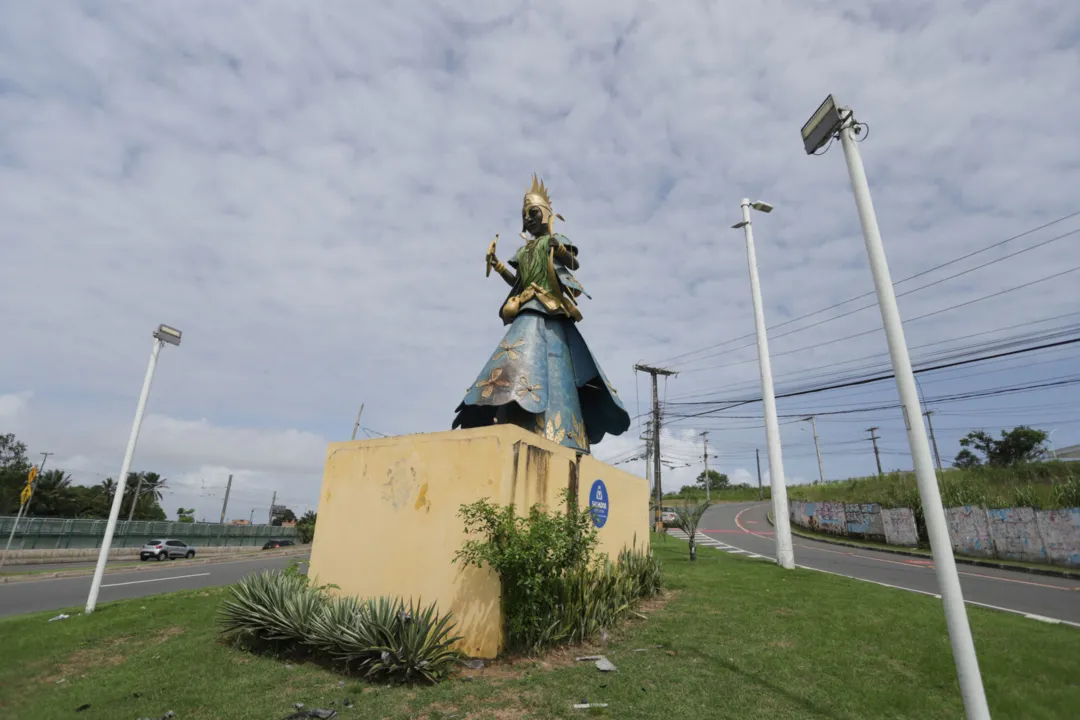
left=452, top=175, right=631, bottom=452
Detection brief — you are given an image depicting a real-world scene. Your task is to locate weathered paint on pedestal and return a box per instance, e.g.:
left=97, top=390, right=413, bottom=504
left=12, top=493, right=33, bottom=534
left=307, top=425, right=649, bottom=659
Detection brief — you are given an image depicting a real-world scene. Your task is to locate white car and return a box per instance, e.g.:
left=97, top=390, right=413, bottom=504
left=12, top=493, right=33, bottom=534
left=661, top=507, right=678, bottom=526
left=140, top=538, right=196, bottom=561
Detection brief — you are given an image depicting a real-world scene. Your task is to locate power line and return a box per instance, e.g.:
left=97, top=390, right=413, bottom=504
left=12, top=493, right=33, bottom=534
left=652, top=210, right=1080, bottom=367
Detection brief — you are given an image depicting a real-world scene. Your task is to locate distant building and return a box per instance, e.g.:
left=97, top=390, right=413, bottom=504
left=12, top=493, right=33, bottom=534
left=1054, top=443, right=1080, bottom=461
left=280, top=520, right=297, bottom=528
left=231, top=519, right=251, bottom=525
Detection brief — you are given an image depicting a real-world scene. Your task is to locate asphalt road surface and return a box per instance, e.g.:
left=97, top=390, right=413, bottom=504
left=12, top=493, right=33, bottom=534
left=692, top=502, right=1080, bottom=627
left=0, top=554, right=308, bottom=618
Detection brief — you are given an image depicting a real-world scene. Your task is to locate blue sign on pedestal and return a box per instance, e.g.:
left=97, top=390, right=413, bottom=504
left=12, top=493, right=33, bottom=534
left=589, top=479, right=609, bottom=528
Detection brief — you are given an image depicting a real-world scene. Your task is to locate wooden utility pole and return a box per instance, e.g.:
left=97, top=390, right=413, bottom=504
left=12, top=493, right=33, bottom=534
left=803, top=415, right=825, bottom=483
left=867, top=427, right=883, bottom=476
left=700, top=431, right=710, bottom=502
left=634, top=364, right=677, bottom=531
left=924, top=410, right=943, bottom=472
left=269, top=491, right=277, bottom=525
left=756, top=448, right=763, bottom=500
left=219, top=474, right=234, bottom=524
left=350, top=403, right=365, bottom=441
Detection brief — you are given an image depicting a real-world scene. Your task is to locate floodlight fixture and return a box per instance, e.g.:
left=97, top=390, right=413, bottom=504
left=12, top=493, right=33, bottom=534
left=801, top=94, right=844, bottom=155
left=750, top=201, right=774, bottom=213
left=731, top=220, right=748, bottom=229
left=154, top=324, right=182, bottom=346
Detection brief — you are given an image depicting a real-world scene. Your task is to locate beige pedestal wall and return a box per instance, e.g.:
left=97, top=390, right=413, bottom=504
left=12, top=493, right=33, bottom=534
left=307, top=425, right=649, bottom=659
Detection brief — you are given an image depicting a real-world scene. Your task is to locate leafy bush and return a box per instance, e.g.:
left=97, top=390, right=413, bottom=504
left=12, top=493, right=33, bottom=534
left=455, top=491, right=663, bottom=655
left=219, top=571, right=462, bottom=684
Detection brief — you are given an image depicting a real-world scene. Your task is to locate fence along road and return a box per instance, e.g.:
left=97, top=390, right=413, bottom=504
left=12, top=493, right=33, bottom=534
left=0, top=515, right=298, bottom=550
left=696, top=502, right=1080, bottom=626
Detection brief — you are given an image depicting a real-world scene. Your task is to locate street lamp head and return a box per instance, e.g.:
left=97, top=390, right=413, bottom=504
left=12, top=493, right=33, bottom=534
left=731, top=220, right=749, bottom=229
left=750, top=201, right=774, bottom=213
left=153, top=324, right=182, bottom=347
left=801, top=94, right=845, bottom=155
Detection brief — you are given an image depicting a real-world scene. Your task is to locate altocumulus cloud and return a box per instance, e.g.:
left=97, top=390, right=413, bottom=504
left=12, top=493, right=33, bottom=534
left=1, top=1, right=1078, bottom=520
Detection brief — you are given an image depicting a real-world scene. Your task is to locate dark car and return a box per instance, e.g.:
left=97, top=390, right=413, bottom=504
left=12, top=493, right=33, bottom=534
left=262, top=539, right=296, bottom=550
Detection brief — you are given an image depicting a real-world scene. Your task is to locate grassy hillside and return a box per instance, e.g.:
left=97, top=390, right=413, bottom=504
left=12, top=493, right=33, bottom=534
left=787, top=461, right=1079, bottom=510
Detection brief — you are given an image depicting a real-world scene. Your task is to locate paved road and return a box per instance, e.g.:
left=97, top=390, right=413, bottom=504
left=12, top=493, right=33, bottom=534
left=0, top=554, right=309, bottom=618
left=692, top=502, right=1080, bottom=627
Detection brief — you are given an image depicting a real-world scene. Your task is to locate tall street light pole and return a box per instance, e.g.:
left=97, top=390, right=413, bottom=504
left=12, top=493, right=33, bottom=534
left=86, top=324, right=182, bottom=614
left=802, top=96, right=989, bottom=719
left=732, top=199, right=794, bottom=570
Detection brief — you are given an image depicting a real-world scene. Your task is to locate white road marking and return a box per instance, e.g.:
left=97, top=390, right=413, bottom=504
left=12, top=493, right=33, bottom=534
left=102, top=573, right=211, bottom=588
left=797, top=564, right=1080, bottom=629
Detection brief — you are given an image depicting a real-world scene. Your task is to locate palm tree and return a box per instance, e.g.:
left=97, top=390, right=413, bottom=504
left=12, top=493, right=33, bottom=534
left=29, top=469, right=73, bottom=516
left=671, top=500, right=712, bottom=561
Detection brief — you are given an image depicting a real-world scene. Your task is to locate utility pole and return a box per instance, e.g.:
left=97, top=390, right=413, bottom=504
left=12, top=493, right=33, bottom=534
left=350, top=403, right=365, bottom=441
left=700, top=431, right=710, bottom=502
left=867, top=427, right=883, bottom=476
left=634, top=364, right=677, bottom=532
left=925, top=411, right=943, bottom=472
left=641, top=420, right=653, bottom=486
left=804, top=415, right=825, bottom=483
left=755, top=448, right=763, bottom=501
left=269, top=491, right=277, bottom=525
left=0, top=452, right=52, bottom=570
left=126, top=472, right=144, bottom=523
left=249, top=508, right=255, bottom=524
left=219, top=474, right=234, bottom=524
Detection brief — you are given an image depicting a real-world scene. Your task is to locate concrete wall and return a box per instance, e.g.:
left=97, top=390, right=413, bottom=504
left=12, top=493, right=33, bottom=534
left=307, top=425, right=648, bottom=659
left=791, top=500, right=1080, bottom=566
left=1036, top=508, right=1080, bottom=566
left=843, top=503, right=886, bottom=540
left=945, top=506, right=995, bottom=558
left=881, top=508, right=919, bottom=546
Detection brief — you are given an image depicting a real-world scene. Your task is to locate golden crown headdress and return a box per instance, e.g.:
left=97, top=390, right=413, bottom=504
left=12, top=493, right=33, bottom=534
left=522, top=174, right=564, bottom=234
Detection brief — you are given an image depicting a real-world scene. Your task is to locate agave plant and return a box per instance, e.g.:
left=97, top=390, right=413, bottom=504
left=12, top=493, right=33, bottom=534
left=363, top=598, right=464, bottom=684
left=671, top=500, right=712, bottom=561
left=218, top=570, right=327, bottom=647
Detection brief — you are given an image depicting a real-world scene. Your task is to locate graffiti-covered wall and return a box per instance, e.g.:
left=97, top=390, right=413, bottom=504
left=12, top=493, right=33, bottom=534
left=789, top=501, right=1080, bottom=567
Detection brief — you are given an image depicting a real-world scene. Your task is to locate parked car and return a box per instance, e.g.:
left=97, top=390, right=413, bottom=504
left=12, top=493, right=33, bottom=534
left=661, top=507, right=678, bottom=527
left=140, top=539, right=196, bottom=561
left=262, top=539, right=296, bottom=550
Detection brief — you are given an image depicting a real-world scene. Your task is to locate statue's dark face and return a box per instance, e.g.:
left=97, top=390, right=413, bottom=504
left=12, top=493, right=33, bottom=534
left=523, top=205, right=546, bottom=236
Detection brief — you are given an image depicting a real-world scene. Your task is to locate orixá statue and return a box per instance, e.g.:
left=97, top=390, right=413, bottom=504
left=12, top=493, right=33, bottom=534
left=452, top=175, right=631, bottom=452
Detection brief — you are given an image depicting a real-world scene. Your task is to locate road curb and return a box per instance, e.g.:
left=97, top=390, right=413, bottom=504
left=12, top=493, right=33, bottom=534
left=765, top=512, right=1080, bottom=580
left=0, top=548, right=309, bottom=584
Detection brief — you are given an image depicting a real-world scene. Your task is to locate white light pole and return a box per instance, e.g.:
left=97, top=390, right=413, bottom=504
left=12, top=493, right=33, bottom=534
left=85, top=324, right=182, bottom=614
left=802, top=96, right=989, bottom=720
left=732, top=199, right=794, bottom=569
left=1048, top=428, right=1058, bottom=460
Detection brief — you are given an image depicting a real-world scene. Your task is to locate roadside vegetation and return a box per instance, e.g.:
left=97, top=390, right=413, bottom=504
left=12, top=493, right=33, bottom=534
left=3, top=538, right=1078, bottom=718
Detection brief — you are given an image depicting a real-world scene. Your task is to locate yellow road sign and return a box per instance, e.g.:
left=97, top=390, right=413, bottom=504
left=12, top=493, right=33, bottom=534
left=20, top=484, right=32, bottom=505
left=27, top=466, right=38, bottom=484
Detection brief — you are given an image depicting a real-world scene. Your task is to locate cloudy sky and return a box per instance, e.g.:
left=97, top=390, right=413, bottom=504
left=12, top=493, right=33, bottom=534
left=2, top=1, right=1079, bottom=523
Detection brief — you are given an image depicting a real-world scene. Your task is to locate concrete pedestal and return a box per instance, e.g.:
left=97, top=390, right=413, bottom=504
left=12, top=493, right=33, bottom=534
left=307, top=425, right=648, bottom=658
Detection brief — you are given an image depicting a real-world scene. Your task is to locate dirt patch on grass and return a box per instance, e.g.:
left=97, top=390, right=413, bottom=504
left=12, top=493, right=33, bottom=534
left=455, top=590, right=678, bottom=683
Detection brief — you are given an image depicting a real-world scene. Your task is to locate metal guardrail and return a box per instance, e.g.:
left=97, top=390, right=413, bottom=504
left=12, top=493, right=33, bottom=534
left=0, top=515, right=298, bottom=550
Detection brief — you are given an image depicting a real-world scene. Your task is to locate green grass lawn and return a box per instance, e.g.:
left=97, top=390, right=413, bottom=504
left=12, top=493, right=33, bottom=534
left=1, top=539, right=1077, bottom=719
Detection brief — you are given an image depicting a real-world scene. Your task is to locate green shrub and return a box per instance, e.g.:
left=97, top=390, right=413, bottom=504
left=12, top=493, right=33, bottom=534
left=455, top=491, right=663, bottom=655
left=218, top=571, right=462, bottom=684
left=1051, top=474, right=1080, bottom=509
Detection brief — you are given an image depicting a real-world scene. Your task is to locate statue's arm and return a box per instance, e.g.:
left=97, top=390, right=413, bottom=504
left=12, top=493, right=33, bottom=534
left=492, top=259, right=517, bottom=286
left=486, top=236, right=517, bottom=286
left=548, top=235, right=579, bottom=271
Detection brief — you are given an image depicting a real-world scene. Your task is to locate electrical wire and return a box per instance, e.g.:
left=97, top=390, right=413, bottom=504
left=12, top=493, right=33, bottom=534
left=651, top=210, right=1080, bottom=367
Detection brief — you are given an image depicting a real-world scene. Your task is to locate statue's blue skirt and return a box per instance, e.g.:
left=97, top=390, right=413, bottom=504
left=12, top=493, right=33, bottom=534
left=453, top=311, right=630, bottom=452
